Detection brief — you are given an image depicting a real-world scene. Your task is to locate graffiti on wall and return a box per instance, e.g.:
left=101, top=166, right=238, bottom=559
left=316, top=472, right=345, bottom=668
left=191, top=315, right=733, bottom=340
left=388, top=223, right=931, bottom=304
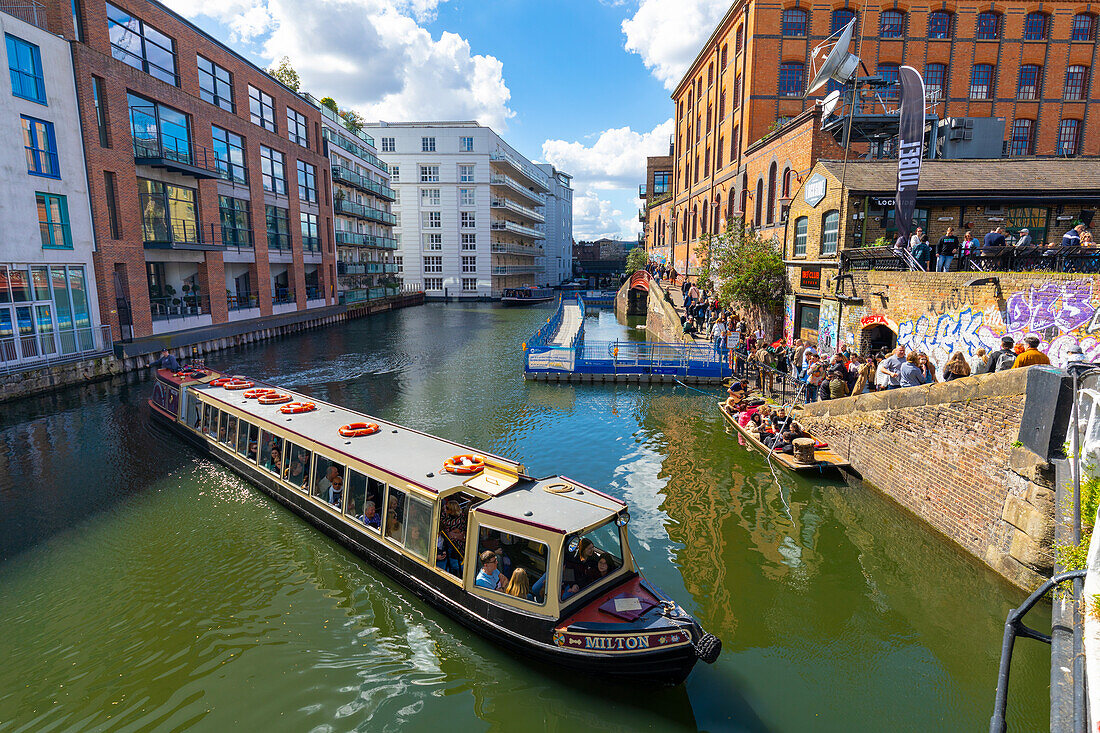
left=818, top=299, right=840, bottom=355
left=783, top=295, right=795, bottom=347
left=895, top=278, right=1100, bottom=370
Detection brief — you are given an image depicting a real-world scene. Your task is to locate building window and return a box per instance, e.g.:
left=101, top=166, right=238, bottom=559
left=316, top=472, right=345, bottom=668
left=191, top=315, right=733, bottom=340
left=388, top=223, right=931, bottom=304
left=423, top=233, right=442, bottom=250
left=925, top=63, right=946, bottom=99
left=249, top=86, right=276, bottom=132
left=259, top=146, right=287, bottom=195
left=1009, top=119, right=1034, bottom=156
left=821, top=211, right=840, bottom=255
left=793, top=216, right=808, bottom=256
left=212, top=126, right=247, bottom=184
left=128, top=93, right=191, bottom=163
left=423, top=256, right=442, bottom=273
left=461, top=211, right=475, bottom=228
left=297, top=160, right=317, bottom=202
left=976, top=12, right=1000, bottom=40
left=421, top=136, right=436, bottom=152
left=462, top=277, right=477, bottom=291
left=287, top=108, right=309, bottom=147
left=423, top=211, right=441, bottom=228
left=734, top=75, right=741, bottom=105
left=461, top=233, right=476, bottom=250
left=778, top=62, right=804, bottom=97
left=1065, top=65, right=1089, bottom=101
left=6, top=34, right=45, bottom=103
left=460, top=136, right=474, bottom=152
left=37, top=193, right=72, bottom=249
left=716, top=138, right=724, bottom=169
left=1072, top=14, right=1096, bottom=42
left=1023, top=12, right=1048, bottom=41
left=103, top=171, right=121, bottom=239
left=782, top=8, right=808, bottom=36
left=460, top=188, right=475, bottom=206
left=461, top=256, right=476, bottom=273
left=1017, top=65, right=1041, bottom=100
left=22, top=117, right=59, bottom=178
left=300, top=212, right=319, bottom=251
left=459, top=164, right=475, bottom=183
left=880, top=10, right=904, bottom=38
left=395, top=256, right=403, bottom=273
left=421, top=188, right=440, bottom=206
left=928, top=11, right=951, bottom=39
left=266, top=205, right=290, bottom=249
left=424, top=277, right=442, bottom=290
left=219, top=195, right=252, bottom=248
left=420, top=165, right=439, bottom=183
left=380, top=137, right=395, bottom=152
left=106, top=3, right=177, bottom=85
left=736, top=26, right=744, bottom=52
left=91, top=76, right=110, bottom=147
left=137, top=179, right=197, bottom=245
left=878, top=63, right=900, bottom=102
left=1057, top=119, right=1081, bottom=155
left=197, top=55, right=233, bottom=112
left=969, top=64, right=994, bottom=99
left=653, top=171, right=670, bottom=195
left=831, top=9, right=855, bottom=34
left=391, top=165, right=399, bottom=182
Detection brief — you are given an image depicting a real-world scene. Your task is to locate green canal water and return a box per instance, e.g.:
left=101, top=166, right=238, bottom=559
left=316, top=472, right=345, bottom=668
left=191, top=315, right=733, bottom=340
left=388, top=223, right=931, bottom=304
left=0, top=304, right=1049, bottom=731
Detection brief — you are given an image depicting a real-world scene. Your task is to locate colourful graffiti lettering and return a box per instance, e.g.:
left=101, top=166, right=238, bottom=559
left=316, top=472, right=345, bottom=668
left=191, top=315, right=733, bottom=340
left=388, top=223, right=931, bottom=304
left=1007, top=279, right=1095, bottom=333
left=898, top=308, right=1001, bottom=367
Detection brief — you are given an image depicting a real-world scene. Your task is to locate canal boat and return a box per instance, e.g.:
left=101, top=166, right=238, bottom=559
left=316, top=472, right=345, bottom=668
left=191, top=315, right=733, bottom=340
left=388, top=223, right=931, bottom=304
left=149, top=367, right=721, bottom=684
left=719, top=404, right=849, bottom=473
left=501, top=286, right=555, bottom=306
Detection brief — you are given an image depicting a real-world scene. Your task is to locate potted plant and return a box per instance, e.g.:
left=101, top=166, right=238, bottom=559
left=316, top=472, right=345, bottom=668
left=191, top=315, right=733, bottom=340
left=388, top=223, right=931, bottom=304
left=164, top=284, right=180, bottom=315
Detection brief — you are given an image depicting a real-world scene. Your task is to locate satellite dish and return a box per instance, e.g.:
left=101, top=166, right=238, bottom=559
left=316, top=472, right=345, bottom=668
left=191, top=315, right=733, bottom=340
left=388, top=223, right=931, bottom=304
left=821, top=90, right=841, bottom=117
left=805, top=19, right=860, bottom=97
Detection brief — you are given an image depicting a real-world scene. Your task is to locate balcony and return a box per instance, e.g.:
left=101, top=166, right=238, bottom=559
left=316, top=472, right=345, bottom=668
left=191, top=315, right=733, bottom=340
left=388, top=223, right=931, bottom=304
left=150, top=293, right=212, bottom=321
left=335, top=231, right=398, bottom=249
left=492, top=265, right=539, bottom=275
left=639, top=184, right=647, bottom=198
left=491, top=219, right=544, bottom=240
left=133, top=134, right=221, bottom=179
left=227, top=292, right=260, bottom=311
left=322, top=128, right=388, bottom=173
left=334, top=198, right=397, bottom=226
left=1, top=0, right=47, bottom=28
left=490, top=243, right=541, bottom=257
left=489, top=152, right=550, bottom=192
left=337, top=262, right=398, bottom=275
left=489, top=174, right=545, bottom=207
left=143, top=222, right=225, bottom=251
left=490, top=197, right=544, bottom=223
left=272, top=289, right=296, bottom=306
left=331, top=165, right=395, bottom=201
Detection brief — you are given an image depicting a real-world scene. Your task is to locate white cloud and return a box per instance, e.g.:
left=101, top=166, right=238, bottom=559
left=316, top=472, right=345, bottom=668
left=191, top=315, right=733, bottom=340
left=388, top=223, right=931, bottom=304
left=622, top=0, right=730, bottom=90
left=163, top=0, right=513, bottom=130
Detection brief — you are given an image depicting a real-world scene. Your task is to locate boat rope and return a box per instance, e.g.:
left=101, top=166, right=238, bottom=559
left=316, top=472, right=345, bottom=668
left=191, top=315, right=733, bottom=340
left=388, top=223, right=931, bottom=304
left=674, top=378, right=721, bottom=397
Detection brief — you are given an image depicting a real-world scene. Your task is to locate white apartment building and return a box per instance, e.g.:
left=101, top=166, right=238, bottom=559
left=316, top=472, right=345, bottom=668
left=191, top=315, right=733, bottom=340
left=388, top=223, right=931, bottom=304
left=308, top=97, right=398, bottom=302
left=536, top=164, right=573, bottom=286
left=366, top=121, right=551, bottom=299
left=0, top=9, right=106, bottom=366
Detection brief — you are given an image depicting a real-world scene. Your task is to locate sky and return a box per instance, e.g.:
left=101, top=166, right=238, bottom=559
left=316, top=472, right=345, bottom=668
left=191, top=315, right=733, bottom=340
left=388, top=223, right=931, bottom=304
left=162, top=0, right=735, bottom=241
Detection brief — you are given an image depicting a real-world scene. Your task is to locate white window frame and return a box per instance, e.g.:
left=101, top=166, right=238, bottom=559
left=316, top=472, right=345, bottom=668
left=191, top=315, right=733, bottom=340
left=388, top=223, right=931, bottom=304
left=458, top=164, right=475, bottom=183
left=422, top=136, right=436, bottom=152
left=423, top=211, right=441, bottom=229
left=423, top=233, right=442, bottom=250
left=423, top=255, right=442, bottom=273
left=424, top=277, right=443, bottom=291
left=462, top=256, right=476, bottom=273
left=381, top=137, right=395, bottom=152
left=460, top=136, right=474, bottom=152
left=421, top=188, right=440, bottom=206
left=460, top=211, right=476, bottom=229
left=460, top=188, right=475, bottom=206
left=462, top=277, right=477, bottom=291
left=420, top=165, right=439, bottom=183
left=461, top=233, right=476, bottom=250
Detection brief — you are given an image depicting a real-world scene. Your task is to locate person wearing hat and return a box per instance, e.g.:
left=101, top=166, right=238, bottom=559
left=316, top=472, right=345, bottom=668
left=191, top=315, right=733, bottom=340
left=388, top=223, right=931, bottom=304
left=1067, top=344, right=1086, bottom=363
left=1015, top=228, right=1032, bottom=248
left=152, top=348, right=179, bottom=371
left=983, top=336, right=1018, bottom=373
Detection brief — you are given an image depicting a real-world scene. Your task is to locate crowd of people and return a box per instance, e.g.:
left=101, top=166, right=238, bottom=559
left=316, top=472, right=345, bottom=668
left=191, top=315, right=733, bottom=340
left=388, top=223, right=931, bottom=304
left=893, top=223, right=1095, bottom=272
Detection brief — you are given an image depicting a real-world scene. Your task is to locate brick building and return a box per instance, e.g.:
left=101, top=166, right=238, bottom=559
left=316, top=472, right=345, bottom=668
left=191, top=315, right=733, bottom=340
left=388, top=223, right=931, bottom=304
left=34, top=0, right=336, bottom=340
left=638, top=154, right=672, bottom=262
left=669, top=0, right=1100, bottom=279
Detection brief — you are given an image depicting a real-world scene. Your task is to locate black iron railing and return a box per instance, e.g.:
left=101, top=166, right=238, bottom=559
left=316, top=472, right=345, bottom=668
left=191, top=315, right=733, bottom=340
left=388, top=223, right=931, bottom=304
left=842, top=244, right=1100, bottom=274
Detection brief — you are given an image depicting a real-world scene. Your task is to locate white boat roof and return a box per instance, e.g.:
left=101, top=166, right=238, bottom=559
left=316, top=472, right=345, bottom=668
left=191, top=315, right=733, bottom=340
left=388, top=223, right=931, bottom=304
left=475, top=476, right=625, bottom=535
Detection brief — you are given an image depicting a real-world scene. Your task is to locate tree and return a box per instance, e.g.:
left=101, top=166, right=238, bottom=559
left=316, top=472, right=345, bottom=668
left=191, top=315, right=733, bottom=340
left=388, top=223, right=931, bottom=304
left=320, top=97, right=339, bottom=113
left=268, top=57, right=300, bottom=92
left=340, top=109, right=365, bottom=133
left=625, top=247, right=648, bottom=274
left=713, top=217, right=785, bottom=319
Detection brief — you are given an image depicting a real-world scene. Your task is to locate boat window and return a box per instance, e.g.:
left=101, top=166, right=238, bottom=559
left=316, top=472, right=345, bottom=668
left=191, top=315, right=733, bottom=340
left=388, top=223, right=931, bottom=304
left=384, top=487, right=406, bottom=542
left=283, top=442, right=312, bottom=490
left=438, top=494, right=474, bottom=579
left=312, top=456, right=346, bottom=509
left=222, top=413, right=237, bottom=446
left=473, top=526, right=548, bottom=606
left=345, top=469, right=381, bottom=530
left=259, top=431, right=284, bottom=475
left=561, top=519, right=624, bottom=601
left=189, top=400, right=202, bottom=431
left=202, top=404, right=218, bottom=437
left=237, top=421, right=258, bottom=461
left=384, top=487, right=433, bottom=560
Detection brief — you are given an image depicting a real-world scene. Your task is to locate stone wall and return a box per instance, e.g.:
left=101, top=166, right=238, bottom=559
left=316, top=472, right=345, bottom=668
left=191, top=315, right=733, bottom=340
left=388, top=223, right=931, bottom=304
left=797, top=367, right=1055, bottom=590
left=645, top=278, right=689, bottom=343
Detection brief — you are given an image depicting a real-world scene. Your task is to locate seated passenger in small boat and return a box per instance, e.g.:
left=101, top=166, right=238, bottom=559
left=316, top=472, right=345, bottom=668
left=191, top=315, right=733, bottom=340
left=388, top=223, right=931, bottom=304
left=722, top=381, right=747, bottom=412
left=360, top=501, right=380, bottom=528
left=317, top=465, right=343, bottom=506
left=385, top=510, right=402, bottom=539
left=441, top=500, right=467, bottom=546
left=437, top=533, right=462, bottom=575
left=506, top=567, right=534, bottom=601
left=286, top=457, right=307, bottom=487
left=585, top=554, right=616, bottom=584
left=770, top=407, right=790, bottom=433
left=562, top=538, right=597, bottom=599
left=265, top=448, right=281, bottom=472
left=475, top=550, right=507, bottom=590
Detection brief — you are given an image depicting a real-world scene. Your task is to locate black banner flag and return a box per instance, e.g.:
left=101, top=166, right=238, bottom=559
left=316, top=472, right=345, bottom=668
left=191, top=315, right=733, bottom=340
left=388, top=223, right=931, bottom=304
left=894, top=66, right=925, bottom=248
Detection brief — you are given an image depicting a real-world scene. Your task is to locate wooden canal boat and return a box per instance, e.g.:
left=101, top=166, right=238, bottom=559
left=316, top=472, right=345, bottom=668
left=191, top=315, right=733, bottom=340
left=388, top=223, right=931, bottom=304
left=719, top=404, right=849, bottom=473
left=149, top=367, right=721, bottom=684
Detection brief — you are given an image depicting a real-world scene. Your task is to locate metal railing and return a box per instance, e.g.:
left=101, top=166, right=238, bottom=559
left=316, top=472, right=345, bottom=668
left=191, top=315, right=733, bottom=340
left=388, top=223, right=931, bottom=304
left=272, top=289, right=296, bottom=306
left=0, top=0, right=46, bottom=28
left=491, top=243, right=542, bottom=256
left=226, top=292, right=259, bottom=311
left=331, top=165, right=395, bottom=200
left=144, top=221, right=224, bottom=251
left=305, top=286, right=323, bottom=301
left=490, top=198, right=544, bottom=222
left=842, top=244, right=1100, bottom=274
left=489, top=152, right=550, bottom=190
left=321, top=128, right=388, bottom=172
left=335, top=231, right=398, bottom=249
left=338, top=262, right=398, bottom=275
left=0, top=324, right=113, bottom=374
left=490, top=220, right=545, bottom=239
left=132, top=130, right=221, bottom=177
left=492, top=265, right=539, bottom=275
left=150, top=293, right=211, bottom=321
left=334, top=198, right=396, bottom=225
left=490, top=175, right=545, bottom=205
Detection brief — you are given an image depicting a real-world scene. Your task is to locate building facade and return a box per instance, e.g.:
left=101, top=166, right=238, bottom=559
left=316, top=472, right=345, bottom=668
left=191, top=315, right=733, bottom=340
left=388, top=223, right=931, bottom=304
left=308, top=97, right=398, bottom=302
left=537, top=163, right=573, bottom=287
left=670, top=0, right=1100, bottom=279
left=0, top=8, right=106, bottom=367
left=367, top=122, right=550, bottom=299
left=639, top=154, right=672, bottom=264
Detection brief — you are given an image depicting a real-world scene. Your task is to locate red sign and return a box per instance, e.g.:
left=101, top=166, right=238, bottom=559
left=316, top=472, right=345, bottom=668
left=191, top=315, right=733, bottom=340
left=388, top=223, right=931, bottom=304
left=800, top=267, right=821, bottom=290
left=861, top=314, right=888, bottom=328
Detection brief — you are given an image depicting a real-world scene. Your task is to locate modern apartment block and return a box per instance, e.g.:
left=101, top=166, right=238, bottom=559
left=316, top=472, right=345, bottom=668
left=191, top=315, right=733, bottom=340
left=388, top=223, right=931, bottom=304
left=29, top=0, right=336, bottom=342
left=536, top=163, right=573, bottom=287
left=0, top=8, right=106, bottom=367
left=306, top=96, right=398, bottom=303
left=367, top=121, right=550, bottom=299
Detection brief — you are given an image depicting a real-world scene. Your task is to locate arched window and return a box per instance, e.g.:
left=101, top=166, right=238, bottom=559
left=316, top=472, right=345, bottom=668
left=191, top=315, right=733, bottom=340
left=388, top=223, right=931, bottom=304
left=928, top=11, right=952, bottom=39
left=691, top=206, right=698, bottom=239
left=782, top=167, right=793, bottom=197
left=754, top=180, right=763, bottom=226
left=1023, top=12, right=1048, bottom=41
left=1017, top=65, right=1041, bottom=100
left=707, top=63, right=713, bottom=85
left=701, top=204, right=708, bottom=234
left=793, top=217, right=808, bottom=256
left=1065, top=65, right=1089, bottom=101
left=713, top=194, right=721, bottom=233
left=783, top=8, right=808, bottom=36
left=880, top=10, right=904, bottom=38
left=1072, top=14, right=1096, bottom=42
left=740, top=174, right=748, bottom=217
left=778, top=62, right=804, bottom=97
left=720, top=45, right=728, bottom=70
left=736, top=26, right=744, bottom=53
left=832, top=9, right=856, bottom=34
left=656, top=215, right=663, bottom=245
left=727, top=195, right=735, bottom=223
left=766, top=163, right=777, bottom=225
left=821, top=210, right=840, bottom=255
left=680, top=212, right=687, bottom=241
left=976, top=12, right=1000, bottom=40
left=1058, top=119, right=1081, bottom=156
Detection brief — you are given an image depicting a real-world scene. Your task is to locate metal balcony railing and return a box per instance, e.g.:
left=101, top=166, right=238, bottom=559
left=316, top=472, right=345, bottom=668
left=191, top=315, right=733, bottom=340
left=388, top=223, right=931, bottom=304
left=272, top=289, right=296, bottom=306
left=132, top=130, right=221, bottom=179
left=335, top=231, right=398, bottom=249
left=0, top=324, right=112, bottom=374
left=490, top=219, right=545, bottom=239
left=226, top=292, right=259, bottom=311
left=305, top=286, right=323, bottom=301
left=489, top=174, right=545, bottom=205
left=331, top=165, right=395, bottom=201
left=322, top=128, right=388, bottom=173
left=489, top=152, right=550, bottom=191
left=0, top=0, right=47, bottom=28
left=490, top=198, right=545, bottom=223
left=492, top=265, right=539, bottom=275
left=490, top=243, right=541, bottom=257
left=334, top=198, right=397, bottom=225
left=150, top=293, right=212, bottom=321
left=338, top=262, right=398, bottom=275
left=144, top=221, right=225, bottom=251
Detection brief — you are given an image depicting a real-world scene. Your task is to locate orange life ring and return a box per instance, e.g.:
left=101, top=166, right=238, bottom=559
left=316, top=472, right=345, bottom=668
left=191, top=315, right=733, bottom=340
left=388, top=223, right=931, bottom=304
left=279, top=401, right=316, bottom=414
left=174, top=370, right=195, bottom=379
left=258, top=393, right=292, bottom=405
left=243, top=388, right=277, bottom=399
left=224, top=379, right=255, bottom=390
left=339, top=422, right=380, bottom=437
left=210, top=377, right=234, bottom=387
left=444, top=454, right=485, bottom=475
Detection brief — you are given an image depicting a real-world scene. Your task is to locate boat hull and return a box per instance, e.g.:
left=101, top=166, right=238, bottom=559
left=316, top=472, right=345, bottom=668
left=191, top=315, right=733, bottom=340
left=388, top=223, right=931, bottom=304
left=152, top=405, right=703, bottom=684
left=501, top=297, right=555, bottom=307
left=719, top=404, right=849, bottom=473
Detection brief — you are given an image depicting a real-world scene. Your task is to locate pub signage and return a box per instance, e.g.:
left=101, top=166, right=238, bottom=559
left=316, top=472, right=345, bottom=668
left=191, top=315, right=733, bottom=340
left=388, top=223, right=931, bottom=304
left=804, top=173, right=827, bottom=207
left=800, top=266, right=822, bottom=290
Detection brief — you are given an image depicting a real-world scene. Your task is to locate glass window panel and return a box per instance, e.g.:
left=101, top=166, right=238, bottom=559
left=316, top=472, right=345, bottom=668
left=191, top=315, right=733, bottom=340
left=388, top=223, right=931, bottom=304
left=10, top=268, right=31, bottom=302
left=222, top=414, right=238, bottom=446
left=49, top=266, right=71, bottom=330
left=67, top=267, right=89, bottom=330
left=260, top=432, right=284, bottom=474
left=0, top=266, right=9, bottom=304
left=203, top=404, right=219, bottom=437
left=30, top=267, right=50, bottom=300
left=235, top=419, right=251, bottom=456
left=385, top=486, right=407, bottom=542
left=404, top=495, right=433, bottom=560
left=189, top=399, right=202, bottom=431
left=284, top=442, right=311, bottom=489
left=312, top=456, right=346, bottom=507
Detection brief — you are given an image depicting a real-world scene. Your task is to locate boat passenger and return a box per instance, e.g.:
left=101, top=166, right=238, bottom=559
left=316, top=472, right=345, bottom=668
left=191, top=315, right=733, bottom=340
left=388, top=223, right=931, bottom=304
left=441, top=500, right=467, bottom=545
left=318, top=465, right=343, bottom=505
left=586, top=555, right=616, bottom=584
left=385, top=509, right=403, bottom=539
left=506, top=567, right=533, bottom=601
left=437, top=533, right=462, bottom=575
left=361, top=501, right=380, bottom=528
left=265, top=448, right=281, bottom=472
left=247, top=438, right=258, bottom=461
left=475, top=550, right=507, bottom=591
left=286, top=457, right=307, bottom=486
